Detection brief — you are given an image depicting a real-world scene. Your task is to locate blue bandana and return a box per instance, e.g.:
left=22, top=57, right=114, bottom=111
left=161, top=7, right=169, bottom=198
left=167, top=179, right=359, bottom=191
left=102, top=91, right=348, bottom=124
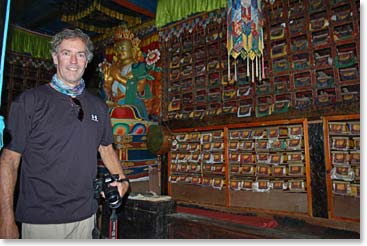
left=51, top=74, right=85, bottom=97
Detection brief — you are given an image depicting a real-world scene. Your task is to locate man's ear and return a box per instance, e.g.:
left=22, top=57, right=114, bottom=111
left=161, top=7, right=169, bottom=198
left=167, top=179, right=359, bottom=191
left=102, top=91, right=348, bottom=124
left=52, top=52, right=58, bottom=65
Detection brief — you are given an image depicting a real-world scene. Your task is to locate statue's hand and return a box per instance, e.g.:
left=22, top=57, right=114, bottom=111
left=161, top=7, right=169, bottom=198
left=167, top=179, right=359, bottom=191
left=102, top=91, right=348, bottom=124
left=100, top=61, right=112, bottom=76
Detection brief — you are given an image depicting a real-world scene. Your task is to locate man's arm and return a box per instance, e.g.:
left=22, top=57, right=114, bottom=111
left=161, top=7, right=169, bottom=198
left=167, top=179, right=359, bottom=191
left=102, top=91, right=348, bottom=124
left=0, top=149, right=21, bottom=239
left=98, top=144, right=129, bottom=197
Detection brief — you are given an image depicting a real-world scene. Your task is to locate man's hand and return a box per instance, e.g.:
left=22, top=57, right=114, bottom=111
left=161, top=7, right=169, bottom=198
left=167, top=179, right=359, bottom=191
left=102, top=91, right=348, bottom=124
left=110, top=178, right=129, bottom=198
left=98, top=144, right=129, bottom=199
left=0, top=149, right=21, bottom=239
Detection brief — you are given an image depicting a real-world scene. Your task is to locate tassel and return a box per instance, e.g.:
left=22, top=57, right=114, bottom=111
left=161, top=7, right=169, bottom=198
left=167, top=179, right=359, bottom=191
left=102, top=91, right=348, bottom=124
left=234, top=59, right=237, bottom=81
left=255, top=56, right=258, bottom=78
left=247, top=55, right=250, bottom=77
left=262, top=55, right=265, bottom=78
left=228, top=55, right=230, bottom=81
left=251, top=59, right=254, bottom=83
left=259, top=56, right=262, bottom=81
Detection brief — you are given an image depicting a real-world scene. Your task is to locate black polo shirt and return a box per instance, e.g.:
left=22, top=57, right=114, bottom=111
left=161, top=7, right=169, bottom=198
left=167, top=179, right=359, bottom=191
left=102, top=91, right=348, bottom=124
left=5, top=84, right=114, bottom=224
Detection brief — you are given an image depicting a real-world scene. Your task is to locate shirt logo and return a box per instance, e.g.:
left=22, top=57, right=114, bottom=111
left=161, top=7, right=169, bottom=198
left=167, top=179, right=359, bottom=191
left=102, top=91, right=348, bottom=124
left=91, top=114, right=98, bottom=122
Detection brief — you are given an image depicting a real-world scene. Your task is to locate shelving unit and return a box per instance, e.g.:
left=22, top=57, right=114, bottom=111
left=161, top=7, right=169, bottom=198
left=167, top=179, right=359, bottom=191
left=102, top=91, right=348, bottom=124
left=159, top=0, right=360, bottom=221
left=264, top=0, right=360, bottom=109
left=227, top=119, right=311, bottom=215
left=1, top=52, right=54, bottom=115
left=160, top=0, right=360, bottom=123
left=169, top=127, right=227, bottom=206
left=323, top=114, right=360, bottom=221
left=168, top=118, right=312, bottom=216
left=163, top=17, right=231, bottom=121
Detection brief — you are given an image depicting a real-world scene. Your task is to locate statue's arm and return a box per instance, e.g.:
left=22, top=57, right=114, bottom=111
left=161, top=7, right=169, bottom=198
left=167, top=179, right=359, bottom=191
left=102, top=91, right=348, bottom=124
left=111, top=65, right=128, bottom=86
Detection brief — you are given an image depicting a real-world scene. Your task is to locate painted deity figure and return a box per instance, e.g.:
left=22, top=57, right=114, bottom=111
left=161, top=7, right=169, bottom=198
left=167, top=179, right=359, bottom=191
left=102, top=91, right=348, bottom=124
left=101, top=30, right=152, bottom=120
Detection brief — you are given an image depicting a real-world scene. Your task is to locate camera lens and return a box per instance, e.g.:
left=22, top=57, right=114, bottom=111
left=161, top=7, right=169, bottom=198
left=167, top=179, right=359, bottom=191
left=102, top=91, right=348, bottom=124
left=105, top=186, right=121, bottom=209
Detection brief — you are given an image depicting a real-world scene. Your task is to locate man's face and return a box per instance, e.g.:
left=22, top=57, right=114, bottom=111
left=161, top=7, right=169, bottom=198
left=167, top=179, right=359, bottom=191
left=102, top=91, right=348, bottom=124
left=52, top=38, right=88, bottom=87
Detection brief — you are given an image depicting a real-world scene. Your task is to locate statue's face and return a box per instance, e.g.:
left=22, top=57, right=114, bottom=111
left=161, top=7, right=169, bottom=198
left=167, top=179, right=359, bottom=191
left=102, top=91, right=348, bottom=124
left=115, top=40, right=133, bottom=60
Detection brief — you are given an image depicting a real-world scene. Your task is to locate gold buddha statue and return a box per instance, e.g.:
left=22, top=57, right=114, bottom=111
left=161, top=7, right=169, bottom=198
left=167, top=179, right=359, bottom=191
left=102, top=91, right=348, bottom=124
left=101, top=30, right=152, bottom=120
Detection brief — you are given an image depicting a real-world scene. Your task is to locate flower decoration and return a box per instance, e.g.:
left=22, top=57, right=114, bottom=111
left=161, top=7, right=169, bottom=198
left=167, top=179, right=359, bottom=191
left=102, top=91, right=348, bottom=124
left=146, top=49, right=160, bottom=65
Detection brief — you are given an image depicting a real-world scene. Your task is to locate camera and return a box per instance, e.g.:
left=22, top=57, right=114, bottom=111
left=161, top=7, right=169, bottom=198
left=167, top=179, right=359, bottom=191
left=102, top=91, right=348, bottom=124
left=94, top=174, right=122, bottom=209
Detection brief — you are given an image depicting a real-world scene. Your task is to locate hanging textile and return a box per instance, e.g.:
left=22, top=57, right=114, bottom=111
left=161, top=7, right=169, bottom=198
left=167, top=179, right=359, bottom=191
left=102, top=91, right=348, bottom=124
left=155, top=0, right=226, bottom=28
left=9, top=26, right=52, bottom=59
left=226, top=0, right=264, bottom=82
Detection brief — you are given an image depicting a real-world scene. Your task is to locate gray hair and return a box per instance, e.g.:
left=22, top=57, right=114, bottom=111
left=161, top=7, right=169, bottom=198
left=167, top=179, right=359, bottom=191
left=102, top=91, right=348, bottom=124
left=50, top=28, right=94, bottom=62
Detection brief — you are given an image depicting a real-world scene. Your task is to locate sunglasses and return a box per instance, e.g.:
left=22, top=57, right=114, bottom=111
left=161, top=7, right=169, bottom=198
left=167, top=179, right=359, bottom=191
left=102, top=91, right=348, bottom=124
left=70, top=97, right=84, bottom=121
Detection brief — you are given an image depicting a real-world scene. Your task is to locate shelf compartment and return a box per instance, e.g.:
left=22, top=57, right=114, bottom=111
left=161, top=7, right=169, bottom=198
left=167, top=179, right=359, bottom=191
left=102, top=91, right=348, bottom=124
left=309, top=11, right=329, bottom=31
left=271, top=40, right=288, bottom=59
left=315, top=69, right=334, bottom=89
left=274, top=75, right=290, bottom=94
left=294, top=72, right=311, bottom=88
left=270, top=23, right=286, bottom=40
left=291, top=35, right=308, bottom=52
left=335, top=43, right=357, bottom=68
left=294, top=90, right=313, bottom=109
left=312, top=29, right=330, bottom=47
left=340, top=84, right=360, bottom=103
left=316, top=88, right=336, bottom=106
left=292, top=53, right=310, bottom=70
left=339, top=66, right=359, bottom=82
left=288, top=0, right=305, bottom=18
left=289, top=17, right=306, bottom=37
left=331, top=3, right=353, bottom=23
left=272, top=57, right=290, bottom=73
left=314, top=48, right=333, bottom=67
left=309, top=0, right=325, bottom=12
left=333, top=23, right=354, bottom=41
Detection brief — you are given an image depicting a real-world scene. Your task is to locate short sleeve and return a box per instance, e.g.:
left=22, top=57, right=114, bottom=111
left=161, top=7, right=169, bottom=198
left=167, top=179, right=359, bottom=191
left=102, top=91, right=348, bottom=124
left=4, top=91, right=35, bottom=154
left=99, top=102, right=114, bottom=147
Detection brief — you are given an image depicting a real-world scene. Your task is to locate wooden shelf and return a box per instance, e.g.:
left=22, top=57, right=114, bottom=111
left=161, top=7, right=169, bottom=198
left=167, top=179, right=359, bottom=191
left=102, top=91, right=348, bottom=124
left=322, top=114, right=360, bottom=222
left=161, top=0, right=359, bottom=123
left=2, top=52, right=54, bottom=116
left=168, top=118, right=313, bottom=217
left=159, top=0, right=360, bottom=224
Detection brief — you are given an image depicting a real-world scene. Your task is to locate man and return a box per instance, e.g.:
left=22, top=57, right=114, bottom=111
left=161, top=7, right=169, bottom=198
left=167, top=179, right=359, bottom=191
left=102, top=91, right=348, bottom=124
left=0, top=29, right=129, bottom=239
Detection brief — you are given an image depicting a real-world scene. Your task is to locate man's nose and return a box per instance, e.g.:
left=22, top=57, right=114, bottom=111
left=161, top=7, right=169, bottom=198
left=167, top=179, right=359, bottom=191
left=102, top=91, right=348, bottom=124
left=70, top=54, right=77, bottom=63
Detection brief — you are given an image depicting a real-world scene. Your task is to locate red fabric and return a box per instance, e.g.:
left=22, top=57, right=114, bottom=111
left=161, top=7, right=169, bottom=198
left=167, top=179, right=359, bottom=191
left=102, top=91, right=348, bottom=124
left=177, top=206, right=279, bottom=228
left=110, top=106, right=138, bottom=119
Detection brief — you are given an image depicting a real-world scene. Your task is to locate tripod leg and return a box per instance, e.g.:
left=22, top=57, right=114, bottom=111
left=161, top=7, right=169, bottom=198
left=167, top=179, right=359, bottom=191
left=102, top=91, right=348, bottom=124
left=109, top=208, right=118, bottom=239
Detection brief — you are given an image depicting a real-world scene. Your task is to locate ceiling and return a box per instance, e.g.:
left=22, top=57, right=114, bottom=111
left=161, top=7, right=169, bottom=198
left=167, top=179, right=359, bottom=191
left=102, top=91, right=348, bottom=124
left=8, top=0, right=158, bottom=38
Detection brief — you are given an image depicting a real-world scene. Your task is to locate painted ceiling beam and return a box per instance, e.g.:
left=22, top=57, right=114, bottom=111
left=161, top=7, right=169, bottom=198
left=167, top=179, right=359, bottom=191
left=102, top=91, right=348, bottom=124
left=112, top=0, right=156, bottom=18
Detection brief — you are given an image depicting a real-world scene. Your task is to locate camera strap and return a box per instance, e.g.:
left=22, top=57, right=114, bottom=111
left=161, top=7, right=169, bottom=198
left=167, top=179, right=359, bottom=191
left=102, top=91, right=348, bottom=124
left=116, top=178, right=130, bottom=184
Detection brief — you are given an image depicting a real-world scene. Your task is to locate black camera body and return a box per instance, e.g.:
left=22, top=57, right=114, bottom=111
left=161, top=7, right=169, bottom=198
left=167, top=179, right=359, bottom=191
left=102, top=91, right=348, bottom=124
left=94, top=174, right=122, bottom=209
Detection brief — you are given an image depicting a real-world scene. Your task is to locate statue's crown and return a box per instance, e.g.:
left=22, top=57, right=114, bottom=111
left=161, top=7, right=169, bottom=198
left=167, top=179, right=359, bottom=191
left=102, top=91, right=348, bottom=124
left=114, top=29, right=140, bottom=48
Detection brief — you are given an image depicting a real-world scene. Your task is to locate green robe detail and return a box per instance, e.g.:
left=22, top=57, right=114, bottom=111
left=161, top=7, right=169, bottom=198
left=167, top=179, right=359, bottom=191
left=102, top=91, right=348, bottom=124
left=125, top=62, right=152, bottom=105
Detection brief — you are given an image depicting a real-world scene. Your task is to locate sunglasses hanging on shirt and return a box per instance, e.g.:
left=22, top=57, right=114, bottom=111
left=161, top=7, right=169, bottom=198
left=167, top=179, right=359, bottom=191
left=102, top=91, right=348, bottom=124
left=70, top=97, right=84, bottom=121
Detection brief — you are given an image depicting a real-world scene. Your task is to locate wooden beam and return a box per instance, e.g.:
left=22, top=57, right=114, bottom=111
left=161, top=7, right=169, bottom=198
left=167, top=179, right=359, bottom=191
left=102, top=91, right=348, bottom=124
left=112, top=0, right=155, bottom=18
